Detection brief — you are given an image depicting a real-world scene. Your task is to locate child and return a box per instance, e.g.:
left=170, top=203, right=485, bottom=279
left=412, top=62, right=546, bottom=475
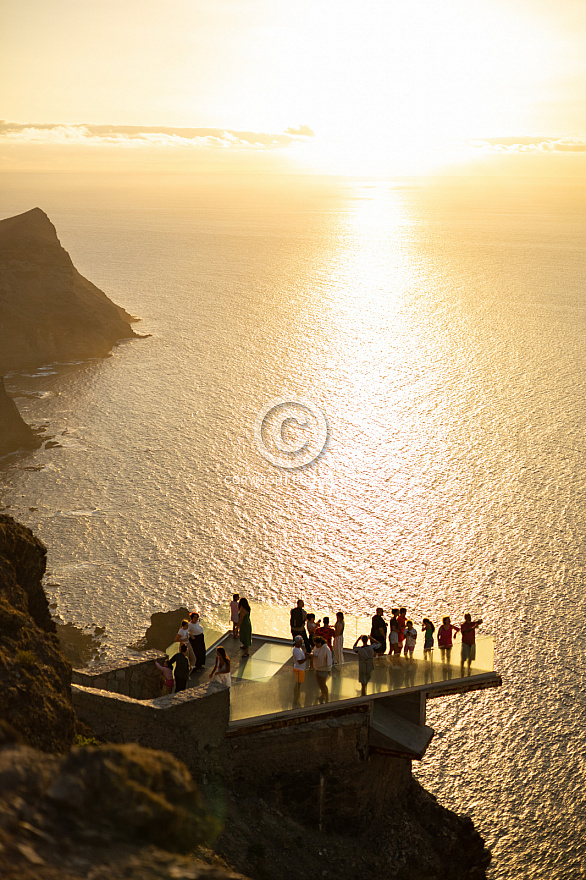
left=174, top=620, right=196, bottom=671
left=404, top=620, right=417, bottom=660
left=230, top=593, right=240, bottom=638
left=422, top=618, right=435, bottom=660
left=155, top=657, right=174, bottom=693
left=306, top=613, right=317, bottom=648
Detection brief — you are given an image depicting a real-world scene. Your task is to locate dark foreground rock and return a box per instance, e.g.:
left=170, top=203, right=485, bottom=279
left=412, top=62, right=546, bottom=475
left=0, top=515, right=75, bottom=752
left=208, top=779, right=491, bottom=880
left=0, top=207, right=138, bottom=374
left=0, top=733, right=246, bottom=880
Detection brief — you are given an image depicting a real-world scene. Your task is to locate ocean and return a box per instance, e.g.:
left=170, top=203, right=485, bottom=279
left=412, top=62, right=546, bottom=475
left=1, top=172, right=585, bottom=879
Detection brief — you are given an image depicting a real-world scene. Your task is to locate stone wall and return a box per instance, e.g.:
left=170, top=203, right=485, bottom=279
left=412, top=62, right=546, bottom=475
left=72, top=651, right=165, bottom=700
left=73, top=679, right=412, bottom=832
left=227, top=708, right=411, bottom=832
left=72, top=681, right=231, bottom=783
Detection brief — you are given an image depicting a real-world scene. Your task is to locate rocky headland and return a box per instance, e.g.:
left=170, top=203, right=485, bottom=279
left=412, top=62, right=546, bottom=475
left=0, top=514, right=492, bottom=880
left=0, top=207, right=140, bottom=455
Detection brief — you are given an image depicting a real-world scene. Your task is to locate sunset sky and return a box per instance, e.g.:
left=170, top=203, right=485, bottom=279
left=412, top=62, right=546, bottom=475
left=1, top=0, right=586, bottom=177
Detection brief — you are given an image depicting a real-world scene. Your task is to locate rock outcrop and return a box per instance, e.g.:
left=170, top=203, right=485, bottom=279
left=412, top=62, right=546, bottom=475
left=0, top=732, right=245, bottom=880
left=0, top=376, right=42, bottom=457
left=0, top=516, right=244, bottom=879
left=0, top=515, right=75, bottom=752
left=0, top=208, right=138, bottom=374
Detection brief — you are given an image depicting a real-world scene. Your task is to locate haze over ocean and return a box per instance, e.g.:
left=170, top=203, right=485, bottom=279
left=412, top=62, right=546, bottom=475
left=0, top=173, right=585, bottom=879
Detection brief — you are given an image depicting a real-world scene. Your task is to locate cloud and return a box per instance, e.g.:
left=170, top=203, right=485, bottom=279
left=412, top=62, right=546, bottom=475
left=469, top=136, right=586, bottom=153
left=0, top=121, right=313, bottom=150
left=285, top=125, right=315, bottom=137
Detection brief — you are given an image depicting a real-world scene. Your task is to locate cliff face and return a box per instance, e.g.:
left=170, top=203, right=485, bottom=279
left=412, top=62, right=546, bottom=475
left=0, top=376, right=42, bottom=456
left=0, top=207, right=138, bottom=374
left=0, top=516, right=245, bottom=879
left=0, top=515, right=75, bottom=752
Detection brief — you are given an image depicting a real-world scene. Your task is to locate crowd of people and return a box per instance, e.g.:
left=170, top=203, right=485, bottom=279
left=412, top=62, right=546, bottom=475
left=154, top=595, right=254, bottom=694
left=155, top=595, right=483, bottom=698
left=289, top=600, right=483, bottom=703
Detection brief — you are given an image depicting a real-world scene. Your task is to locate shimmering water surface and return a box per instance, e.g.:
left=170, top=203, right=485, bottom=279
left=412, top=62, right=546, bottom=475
left=1, top=174, right=585, bottom=879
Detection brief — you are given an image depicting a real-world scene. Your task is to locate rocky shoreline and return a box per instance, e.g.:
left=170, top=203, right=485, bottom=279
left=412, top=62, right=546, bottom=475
left=0, top=514, right=492, bottom=879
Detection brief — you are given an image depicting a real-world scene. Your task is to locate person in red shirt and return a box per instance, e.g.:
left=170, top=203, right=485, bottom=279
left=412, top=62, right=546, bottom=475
left=314, top=616, right=335, bottom=651
left=437, top=616, right=460, bottom=665
left=460, top=613, right=483, bottom=672
left=397, top=607, right=407, bottom=654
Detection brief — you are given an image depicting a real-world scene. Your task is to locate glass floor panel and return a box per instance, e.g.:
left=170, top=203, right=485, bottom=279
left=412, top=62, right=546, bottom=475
left=250, top=643, right=294, bottom=664
left=229, top=637, right=494, bottom=722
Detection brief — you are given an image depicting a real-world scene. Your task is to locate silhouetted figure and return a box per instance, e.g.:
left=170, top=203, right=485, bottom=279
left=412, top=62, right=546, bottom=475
left=238, top=597, right=252, bottom=656
left=292, top=635, right=309, bottom=706
left=311, top=636, right=332, bottom=703
left=353, top=635, right=380, bottom=695
left=189, top=611, right=206, bottom=670
left=370, top=608, right=387, bottom=655
left=314, top=616, right=335, bottom=651
left=169, top=644, right=189, bottom=692
left=460, top=613, right=483, bottom=673
left=422, top=618, right=435, bottom=661
left=404, top=620, right=417, bottom=660
left=290, top=598, right=310, bottom=650
left=438, top=616, right=460, bottom=667
left=333, top=611, right=345, bottom=666
left=230, top=593, right=240, bottom=638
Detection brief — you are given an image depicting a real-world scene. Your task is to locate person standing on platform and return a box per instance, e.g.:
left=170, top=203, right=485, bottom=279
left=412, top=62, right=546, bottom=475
left=306, top=613, right=317, bottom=648
left=188, top=611, right=206, bottom=670
left=389, top=609, right=400, bottom=657
left=238, top=597, right=252, bottom=657
left=174, top=620, right=196, bottom=671
left=315, top=616, right=335, bottom=652
left=169, top=644, right=189, bottom=692
left=438, top=616, right=460, bottom=665
left=292, top=635, right=309, bottom=705
left=460, top=613, right=482, bottom=672
left=311, top=636, right=332, bottom=703
left=333, top=611, right=345, bottom=666
left=422, top=618, right=435, bottom=660
left=370, top=608, right=387, bottom=656
left=397, top=607, right=407, bottom=654
left=404, top=620, right=417, bottom=660
left=290, top=599, right=310, bottom=650
left=230, top=593, right=240, bottom=639
left=353, top=635, right=380, bottom=695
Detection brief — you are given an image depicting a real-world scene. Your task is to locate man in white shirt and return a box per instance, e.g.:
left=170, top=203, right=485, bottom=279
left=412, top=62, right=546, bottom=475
left=292, top=635, right=308, bottom=706
left=311, top=636, right=332, bottom=703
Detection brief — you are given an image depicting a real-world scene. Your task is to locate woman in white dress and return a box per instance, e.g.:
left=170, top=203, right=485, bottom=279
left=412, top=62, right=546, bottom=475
left=209, top=646, right=231, bottom=687
left=333, top=611, right=345, bottom=666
